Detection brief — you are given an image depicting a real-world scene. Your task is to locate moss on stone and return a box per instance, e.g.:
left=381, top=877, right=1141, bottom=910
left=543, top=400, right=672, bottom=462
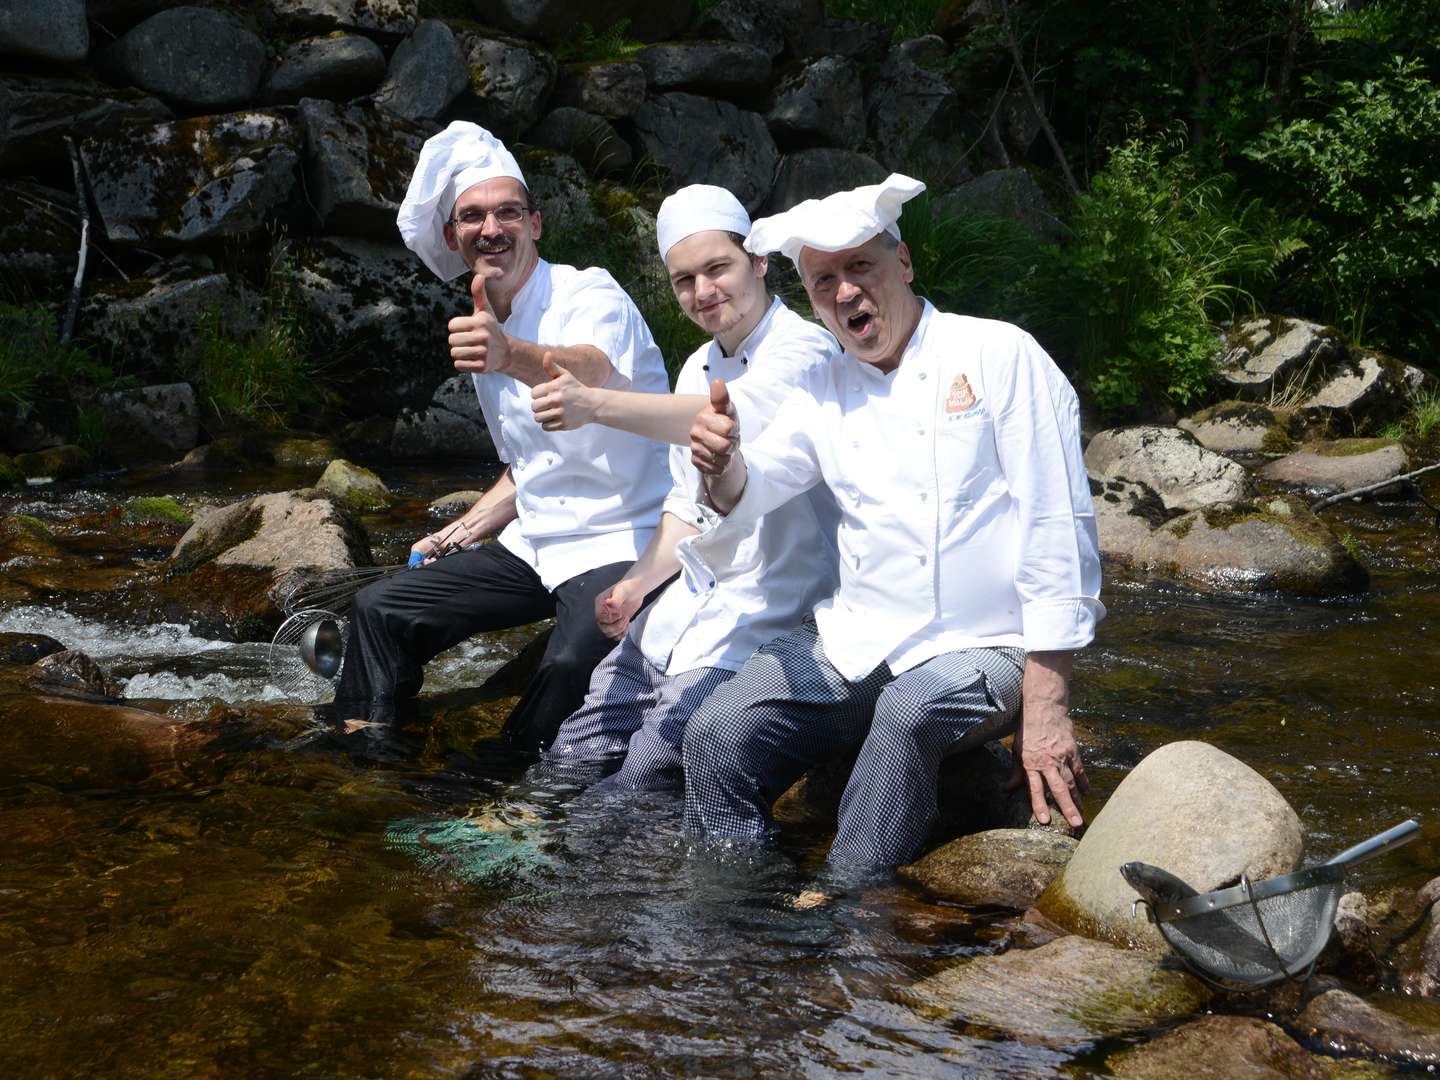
left=1167, top=515, right=1194, bottom=540
left=0, top=453, right=22, bottom=488
left=13, top=444, right=91, bottom=480
left=1313, top=437, right=1400, bottom=457
left=1200, top=497, right=1342, bottom=552
left=1259, top=424, right=1297, bottom=455
left=4, top=514, right=54, bottom=541
left=122, top=497, right=193, bottom=526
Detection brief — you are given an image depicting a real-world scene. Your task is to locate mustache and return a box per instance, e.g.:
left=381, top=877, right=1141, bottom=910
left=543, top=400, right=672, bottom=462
left=474, top=237, right=513, bottom=254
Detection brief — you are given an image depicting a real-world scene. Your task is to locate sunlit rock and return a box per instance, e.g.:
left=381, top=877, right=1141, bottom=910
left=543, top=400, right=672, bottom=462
left=632, top=93, right=778, bottom=214
left=1037, top=740, right=1303, bottom=951
left=0, top=0, right=88, bottom=62
left=82, top=112, right=302, bottom=245
left=1259, top=438, right=1408, bottom=495
left=316, top=459, right=394, bottom=511
left=457, top=31, right=558, bottom=139
left=374, top=19, right=468, bottom=122
left=906, top=935, right=1211, bottom=1045
left=766, top=56, right=864, bottom=148
left=94, top=382, right=200, bottom=459
left=1106, top=1015, right=1359, bottom=1078
left=391, top=376, right=495, bottom=461
left=1298, top=988, right=1440, bottom=1066
left=1178, top=400, right=1298, bottom=455
left=297, top=98, right=432, bottom=237
left=1216, top=317, right=1347, bottom=402
left=263, top=0, right=418, bottom=37
left=263, top=34, right=386, bottom=104
left=1090, top=476, right=1179, bottom=563
left=1298, top=352, right=1412, bottom=430
left=1085, top=426, right=1251, bottom=511
left=902, top=828, right=1078, bottom=909
left=102, top=8, right=266, bottom=111
left=551, top=61, right=646, bottom=120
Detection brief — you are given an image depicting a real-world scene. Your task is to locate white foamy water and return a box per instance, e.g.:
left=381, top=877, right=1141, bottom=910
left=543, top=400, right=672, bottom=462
left=0, top=605, right=227, bottom=661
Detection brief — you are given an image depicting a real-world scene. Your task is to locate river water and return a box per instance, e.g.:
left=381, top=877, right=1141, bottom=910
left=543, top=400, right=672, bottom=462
left=2, top=464, right=1437, bottom=1077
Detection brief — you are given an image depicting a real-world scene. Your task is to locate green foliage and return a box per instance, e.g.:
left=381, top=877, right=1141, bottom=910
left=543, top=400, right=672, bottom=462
left=552, top=19, right=644, bottom=64
left=1037, top=138, right=1301, bottom=416
left=0, top=303, right=117, bottom=408
left=1243, top=58, right=1440, bottom=358
left=897, top=192, right=1043, bottom=324
left=187, top=250, right=316, bottom=422
left=826, top=0, right=944, bottom=43
left=1382, top=388, right=1440, bottom=443
left=123, top=496, right=193, bottom=526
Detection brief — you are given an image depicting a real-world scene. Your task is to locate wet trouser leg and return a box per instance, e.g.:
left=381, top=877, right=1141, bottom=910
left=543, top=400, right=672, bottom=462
left=499, top=559, right=633, bottom=756
left=334, top=544, right=554, bottom=723
left=829, top=646, right=1024, bottom=868
left=681, top=620, right=889, bottom=844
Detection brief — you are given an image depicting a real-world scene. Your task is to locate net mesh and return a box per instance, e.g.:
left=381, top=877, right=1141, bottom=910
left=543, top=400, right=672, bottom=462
left=267, top=608, right=345, bottom=703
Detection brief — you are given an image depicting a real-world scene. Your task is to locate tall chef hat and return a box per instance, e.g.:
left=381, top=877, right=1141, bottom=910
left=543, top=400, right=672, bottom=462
left=656, top=185, right=752, bottom=263
left=397, top=121, right=529, bottom=281
left=745, top=174, right=926, bottom=264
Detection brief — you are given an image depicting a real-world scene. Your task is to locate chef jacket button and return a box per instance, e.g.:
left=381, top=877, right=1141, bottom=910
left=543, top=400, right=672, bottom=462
left=918, top=372, right=927, bottom=380
left=919, top=492, right=927, bottom=502
left=918, top=554, right=928, bottom=565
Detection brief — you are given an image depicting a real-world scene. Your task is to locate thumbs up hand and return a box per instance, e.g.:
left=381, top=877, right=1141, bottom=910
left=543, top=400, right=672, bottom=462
left=690, top=377, right=740, bottom=477
left=531, top=351, right=597, bottom=431
left=449, top=269, right=510, bottom=375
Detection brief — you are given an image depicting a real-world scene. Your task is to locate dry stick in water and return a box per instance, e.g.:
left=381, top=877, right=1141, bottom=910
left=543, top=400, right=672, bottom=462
left=1311, top=462, right=1440, bottom=511
left=61, top=136, right=91, bottom=345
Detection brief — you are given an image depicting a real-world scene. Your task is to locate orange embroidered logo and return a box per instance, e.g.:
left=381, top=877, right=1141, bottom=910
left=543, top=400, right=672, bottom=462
left=945, top=373, right=977, bottom=413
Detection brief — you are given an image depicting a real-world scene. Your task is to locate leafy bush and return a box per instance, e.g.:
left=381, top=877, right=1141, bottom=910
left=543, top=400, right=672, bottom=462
left=187, top=250, right=316, bottom=421
left=1243, top=58, right=1440, bottom=359
left=0, top=303, right=116, bottom=408
left=1036, top=138, right=1300, bottom=415
left=826, top=0, right=944, bottom=43
left=552, top=19, right=644, bottom=64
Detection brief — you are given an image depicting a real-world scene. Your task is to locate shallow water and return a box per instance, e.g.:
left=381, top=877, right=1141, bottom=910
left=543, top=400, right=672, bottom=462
left=2, top=467, right=1437, bottom=1076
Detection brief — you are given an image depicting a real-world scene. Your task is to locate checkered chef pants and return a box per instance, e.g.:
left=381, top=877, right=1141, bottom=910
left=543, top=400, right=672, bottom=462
left=534, top=634, right=739, bottom=793
left=682, top=619, right=1025, bottom=868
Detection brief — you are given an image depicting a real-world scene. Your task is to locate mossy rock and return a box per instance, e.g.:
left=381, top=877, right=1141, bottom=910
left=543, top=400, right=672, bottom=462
left=174, top=435, right=276, bottom=473
left=0, top=453, right=22, bottom=488
left=121, top=497, right=193, bottom=526
left=273, top=437, right=341, bottom=469
left=12, top=444, right=91, bottom=481
left=315, top=459, right=393, bottom=511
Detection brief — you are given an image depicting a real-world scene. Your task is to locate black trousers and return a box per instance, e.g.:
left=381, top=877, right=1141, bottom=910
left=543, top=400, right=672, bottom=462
left=334, top=542, right=631, bottom=755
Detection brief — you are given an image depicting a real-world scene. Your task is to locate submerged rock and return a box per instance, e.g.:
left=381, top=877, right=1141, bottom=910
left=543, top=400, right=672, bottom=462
left=1259, top=439, right=1408, bottom=496
left=0, top=632, right=66, bottom=665
left=1107, top=1014, right=1383, bottom=1078
left=902, top=828, right=1078, bottom=909
left=1298, top=988, right=1440, bottom=1066
left=906, top=934, right=1211, bottom=1046
left=1085, top=426, right=1251, bottom=510
left=1037, top=740, right=1303, bottom=951
left=316, top=459, right=393, bottom=511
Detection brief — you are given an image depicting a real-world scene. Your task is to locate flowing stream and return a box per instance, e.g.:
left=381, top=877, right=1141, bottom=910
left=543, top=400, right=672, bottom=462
left=2, top=465, right=1437, bottom=1076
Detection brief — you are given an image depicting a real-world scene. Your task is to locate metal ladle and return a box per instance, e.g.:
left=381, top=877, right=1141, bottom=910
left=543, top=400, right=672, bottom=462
left=299, top=617, right=344, bottom=678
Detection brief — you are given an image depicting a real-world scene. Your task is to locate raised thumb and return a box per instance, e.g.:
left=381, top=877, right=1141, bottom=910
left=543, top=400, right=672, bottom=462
left=471, top=271, right=489, bottom=315
left=709, top=377, right=731, bottom=414
left=541, top=351, right=562, bottom=380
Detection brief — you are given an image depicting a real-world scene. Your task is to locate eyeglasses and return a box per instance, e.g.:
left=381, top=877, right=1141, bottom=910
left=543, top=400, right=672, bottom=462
left=447, top=204, right=534, bottom=229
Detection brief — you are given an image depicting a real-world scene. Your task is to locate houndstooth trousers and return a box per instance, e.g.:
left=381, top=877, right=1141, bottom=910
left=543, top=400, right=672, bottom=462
left=536, top=634, right=738, bottom=793
left=682, top=619, right=1025, bottom=868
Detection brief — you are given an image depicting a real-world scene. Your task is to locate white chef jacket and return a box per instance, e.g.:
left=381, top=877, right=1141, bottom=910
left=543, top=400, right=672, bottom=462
left=473, top=258, right=671, bottom=589
left=691, top=301, right=1105, bottom=681
left=630, top=298, right=842, bottom=675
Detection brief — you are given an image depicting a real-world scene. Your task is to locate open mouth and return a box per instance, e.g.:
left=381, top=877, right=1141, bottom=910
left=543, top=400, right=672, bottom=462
left=846, top=311, right=874, bottom=337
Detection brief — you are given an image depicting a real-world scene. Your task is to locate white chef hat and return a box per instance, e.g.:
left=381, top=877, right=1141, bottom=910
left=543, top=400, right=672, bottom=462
left=397, top=121, right=529, bottom=281
left=745, top=173, right=927, bottom=263
left=656, top=184, right=752, bottom=263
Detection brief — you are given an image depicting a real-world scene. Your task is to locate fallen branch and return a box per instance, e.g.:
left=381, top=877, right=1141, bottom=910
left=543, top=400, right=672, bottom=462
left=61, top=136, right=91, bottom=345
left=1311, top=462, right=1440, bottom=511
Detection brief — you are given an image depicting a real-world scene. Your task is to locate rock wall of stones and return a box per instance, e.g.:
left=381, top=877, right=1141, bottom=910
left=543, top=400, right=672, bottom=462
left=1, top=0, right=1063, bottom=462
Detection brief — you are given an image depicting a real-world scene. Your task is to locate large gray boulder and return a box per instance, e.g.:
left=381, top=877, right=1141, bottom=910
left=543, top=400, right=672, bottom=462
left=1178, top=401, right=1298, bottom=455
left=906, top=935, right=1212, bottom=1045
left=0, top=0, right=89, bottom=62
left=104, top=8, right=266, bottom=111
left=1298, top=351, right=1413, bottom=430
left=264, top=0, right=418, bottom=36
left=1217, top=317, right=1348, bottom=402
left=1084, top=426, right=1251, bottom=510
left=79, top=268, right=263, bottom=372
left=391, top=375, right=496, bottom=460
left=1090, top=476, right=1179, bottom=563
left=866, top=37, right=976, bottom=188
left=632, top=93, right=779, bottom=215
left=82, top=112, right=302, bottom=245
left=297, top=98, right=432, bottom=236
left=0, top=77, right=172, bottom=174
left=262, top=34, right=387, bottom=104
left=473, top=0, right=694, bottom=45
left=457, top=32, right=559, bottom=139
left=1259, top=438, right=1409, bottom=495
left=766, top=56, right=864, bottom=147
left=762, top=148, right=888, bottom=215
left=527, top=107, right=631, bottom=178
left=901, top=828, right=1078, bottom=909
left=636, top=42, right=772, bottom=98
left=1037, top=741, right=1304, bottom=951
left=374, top=19, right=469, bottom=122
left=289, top=236, right=467, bottom=415
left=551, top=62, right=646, bottom=119
left=94, top=383, right=200, bottom=459
left=935, top=168, right=1063, bottom=243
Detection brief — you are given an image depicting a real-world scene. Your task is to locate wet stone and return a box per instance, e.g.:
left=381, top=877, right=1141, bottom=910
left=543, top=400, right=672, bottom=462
left=1298, top=988, right=1440, bottom=1066
left=0, top=632, right=67, bottom=665
left=272, top=437, right=340, bottom=469
left=103, top=7, right=266, bottom=112
left=905, top=934, right=1212, bottom=1046
left=429, top=489, right=486, bottom=515
left=1107, top=1014, right=1388, bottom=1079
left=1259, top=439, right=1408, bottom=496
left=316, top=459, right=393, bottom=511
left=902, top=828, right=1078, bottom=909
left=35, top=649, right=120, bottom=698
